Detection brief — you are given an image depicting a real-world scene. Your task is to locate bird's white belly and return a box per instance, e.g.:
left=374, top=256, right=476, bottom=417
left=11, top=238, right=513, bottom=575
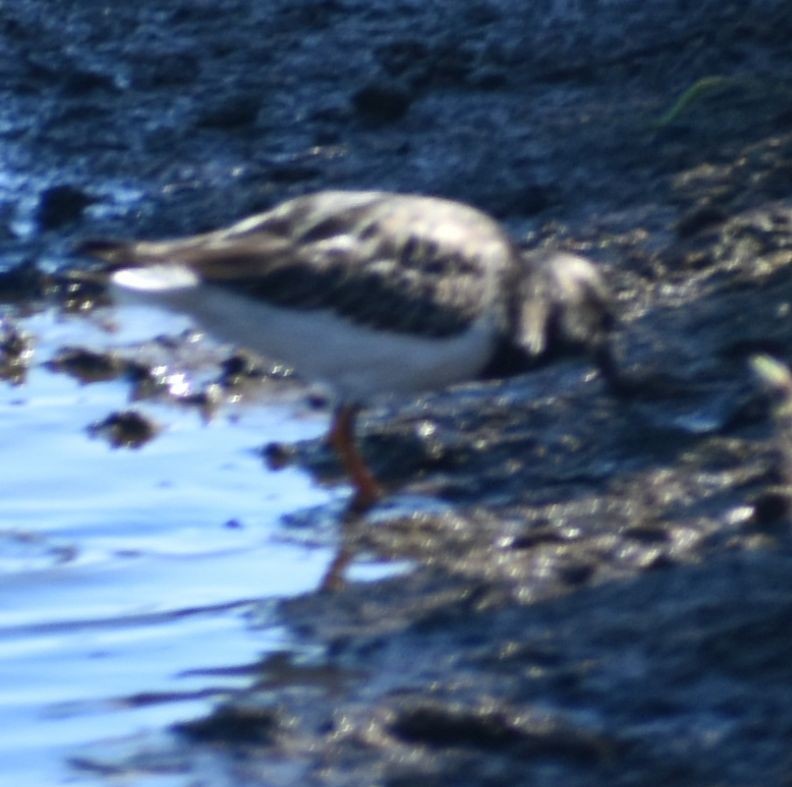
left=114, top=281, right=497, bottom=401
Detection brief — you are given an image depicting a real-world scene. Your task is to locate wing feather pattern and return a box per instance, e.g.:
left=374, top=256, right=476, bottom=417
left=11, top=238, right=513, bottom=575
left=80, top=191, right=519, bottom=338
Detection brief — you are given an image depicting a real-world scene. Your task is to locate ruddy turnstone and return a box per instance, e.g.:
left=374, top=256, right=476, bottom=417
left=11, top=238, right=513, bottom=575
left=78, top=190, right=614, bottom=511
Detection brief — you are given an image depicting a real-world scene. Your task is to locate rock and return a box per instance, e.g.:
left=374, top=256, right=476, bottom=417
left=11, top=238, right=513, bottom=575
left=351, top=81, right=412, bottom=124
left=36, top=185, right=95, bottom=231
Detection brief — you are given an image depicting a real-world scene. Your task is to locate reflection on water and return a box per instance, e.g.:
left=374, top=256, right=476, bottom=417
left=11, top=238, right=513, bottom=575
left=0, top=306, right=352, bottom=785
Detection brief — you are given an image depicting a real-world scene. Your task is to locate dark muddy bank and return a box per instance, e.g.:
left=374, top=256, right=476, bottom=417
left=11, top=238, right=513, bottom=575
left=3, top=0, right=792, bottom=784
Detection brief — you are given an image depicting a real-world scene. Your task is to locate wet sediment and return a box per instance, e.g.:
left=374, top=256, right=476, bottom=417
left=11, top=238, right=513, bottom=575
left=2, top=0, right=792, bottom=783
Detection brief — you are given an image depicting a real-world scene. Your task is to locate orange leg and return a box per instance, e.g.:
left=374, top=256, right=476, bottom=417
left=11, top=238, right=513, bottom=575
left=319, top=545, right=353, bottom=592
left=328, top=404, right=382, bottom=512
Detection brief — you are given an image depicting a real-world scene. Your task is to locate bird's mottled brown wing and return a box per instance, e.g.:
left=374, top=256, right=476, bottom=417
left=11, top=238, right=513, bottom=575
left=80, top=191, right=520, bottom=338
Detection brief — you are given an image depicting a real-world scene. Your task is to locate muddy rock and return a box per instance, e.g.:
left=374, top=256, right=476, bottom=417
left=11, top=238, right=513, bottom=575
left=2, top=0, right=792, bottom=784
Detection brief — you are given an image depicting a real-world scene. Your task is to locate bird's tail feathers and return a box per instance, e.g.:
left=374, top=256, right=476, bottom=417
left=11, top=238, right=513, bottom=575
left=75, top=238, right=139, bottom=267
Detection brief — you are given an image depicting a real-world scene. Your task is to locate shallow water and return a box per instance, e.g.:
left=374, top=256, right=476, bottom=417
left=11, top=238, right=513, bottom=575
left=0, top=305, right=368, bottom=785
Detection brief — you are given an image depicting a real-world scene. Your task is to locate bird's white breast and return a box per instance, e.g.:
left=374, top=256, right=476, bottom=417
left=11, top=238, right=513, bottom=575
left=112, top=274, right=498, bottom=401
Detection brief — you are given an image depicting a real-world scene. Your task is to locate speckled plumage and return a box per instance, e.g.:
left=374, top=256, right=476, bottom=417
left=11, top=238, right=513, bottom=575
left=86, top=191, right=520, bottom=339
left=78, top=189, right=615, bottom=511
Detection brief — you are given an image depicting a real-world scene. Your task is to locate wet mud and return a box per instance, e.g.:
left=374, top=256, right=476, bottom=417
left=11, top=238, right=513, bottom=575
left=3, top=0, right=792, bottom=784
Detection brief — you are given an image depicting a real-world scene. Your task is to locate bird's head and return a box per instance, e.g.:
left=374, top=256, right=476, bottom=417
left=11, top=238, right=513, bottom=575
left=484, top=250, right=619, bottom=386
left=519, top=251, right=614, bottom=362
